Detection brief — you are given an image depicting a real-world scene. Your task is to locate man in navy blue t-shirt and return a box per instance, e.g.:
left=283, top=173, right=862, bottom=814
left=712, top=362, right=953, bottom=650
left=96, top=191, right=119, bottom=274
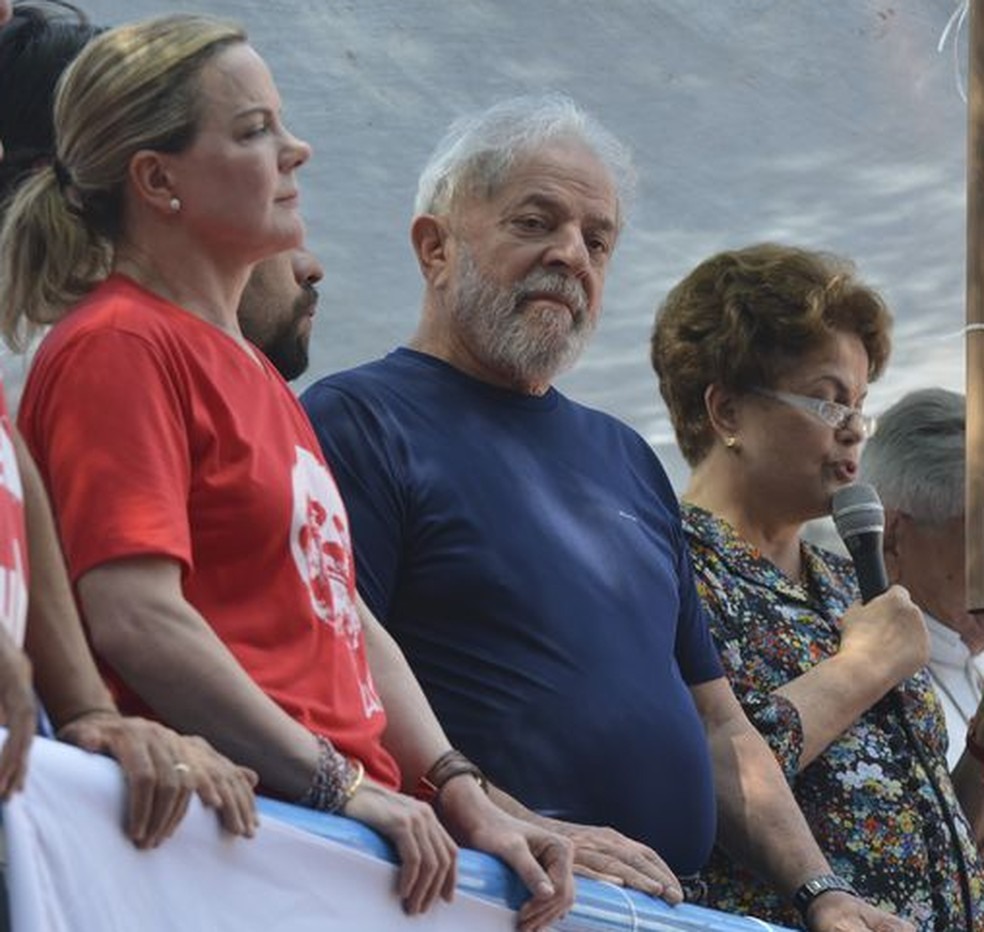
left=303, top=95, right=913, bottom=931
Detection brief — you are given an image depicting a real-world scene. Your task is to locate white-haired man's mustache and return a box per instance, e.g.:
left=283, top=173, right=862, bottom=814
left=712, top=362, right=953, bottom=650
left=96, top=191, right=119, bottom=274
left=515, top=272, right=588, bottom=319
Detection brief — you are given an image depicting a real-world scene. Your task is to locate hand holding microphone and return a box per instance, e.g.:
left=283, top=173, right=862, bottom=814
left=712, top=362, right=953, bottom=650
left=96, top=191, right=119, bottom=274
left=832, top=483, right=929, bottom=681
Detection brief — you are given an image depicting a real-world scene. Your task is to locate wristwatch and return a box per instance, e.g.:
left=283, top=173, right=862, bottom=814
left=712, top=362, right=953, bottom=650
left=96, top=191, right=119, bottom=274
left=792, top=874, right=857, bottom=918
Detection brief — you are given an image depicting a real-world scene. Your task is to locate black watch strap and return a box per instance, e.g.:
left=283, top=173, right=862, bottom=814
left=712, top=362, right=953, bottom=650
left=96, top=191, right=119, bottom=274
left=792, top=874, right=857, bottom=918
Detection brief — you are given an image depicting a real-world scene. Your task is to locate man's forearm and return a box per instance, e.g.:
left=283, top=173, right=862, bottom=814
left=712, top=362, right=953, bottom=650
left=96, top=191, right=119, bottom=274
left=356, top=595, right=450, bottom=789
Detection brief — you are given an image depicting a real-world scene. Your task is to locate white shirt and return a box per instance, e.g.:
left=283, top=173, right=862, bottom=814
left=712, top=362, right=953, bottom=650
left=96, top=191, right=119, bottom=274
left=926, top=611, right=984, bottom=769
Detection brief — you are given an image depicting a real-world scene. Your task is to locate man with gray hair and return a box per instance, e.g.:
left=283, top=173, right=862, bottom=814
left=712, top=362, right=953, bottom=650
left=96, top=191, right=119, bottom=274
left=862, top=389, right=984, bottom=831
left=303, top=94, right=913, bottom=929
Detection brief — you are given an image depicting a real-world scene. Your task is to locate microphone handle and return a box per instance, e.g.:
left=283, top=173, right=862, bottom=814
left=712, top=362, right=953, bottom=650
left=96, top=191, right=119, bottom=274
left=843, top=532, right=889, bottom=604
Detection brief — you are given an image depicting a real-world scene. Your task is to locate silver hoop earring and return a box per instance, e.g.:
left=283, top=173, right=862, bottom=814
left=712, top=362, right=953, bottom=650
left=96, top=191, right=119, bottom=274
left=169, top=196, right=181, bottom=213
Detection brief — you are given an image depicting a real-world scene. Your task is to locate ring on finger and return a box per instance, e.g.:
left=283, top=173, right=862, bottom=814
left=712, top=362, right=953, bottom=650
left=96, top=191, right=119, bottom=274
left=173, top=762, right=191, bottom=775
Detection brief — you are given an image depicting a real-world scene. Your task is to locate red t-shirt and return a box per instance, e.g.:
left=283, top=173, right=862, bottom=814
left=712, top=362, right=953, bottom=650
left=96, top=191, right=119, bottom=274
left=19, top=275, right=399, bottom=789
left=0, top=371, right=27, bottom=648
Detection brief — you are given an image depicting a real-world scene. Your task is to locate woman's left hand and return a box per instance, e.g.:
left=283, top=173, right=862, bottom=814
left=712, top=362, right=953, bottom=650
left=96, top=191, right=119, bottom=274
left=57, top=711, right=258, bottom=847
left=804, top=890, right=915, bottom=931
left=436, top=775, right=575, bottom=932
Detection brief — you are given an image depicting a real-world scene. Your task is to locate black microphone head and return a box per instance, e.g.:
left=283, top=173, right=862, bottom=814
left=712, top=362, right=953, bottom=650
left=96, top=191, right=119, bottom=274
left=831, top=483, right=885, bottom=541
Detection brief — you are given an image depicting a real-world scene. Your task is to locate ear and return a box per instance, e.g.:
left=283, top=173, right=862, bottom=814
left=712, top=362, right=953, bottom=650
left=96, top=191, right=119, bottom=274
left=882, top=509, right=903, bottom=579
left=128, top=149, right=178, bottom=215
left=704, top=383, right=741, bottom=443
left=411, top=214, right=452, bottom=288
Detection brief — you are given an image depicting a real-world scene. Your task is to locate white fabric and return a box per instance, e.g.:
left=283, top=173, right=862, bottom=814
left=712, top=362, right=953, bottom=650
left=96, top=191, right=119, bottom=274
left=3, top=735, right=514, bottom=932
left=925, top=611, right=984, bottom=768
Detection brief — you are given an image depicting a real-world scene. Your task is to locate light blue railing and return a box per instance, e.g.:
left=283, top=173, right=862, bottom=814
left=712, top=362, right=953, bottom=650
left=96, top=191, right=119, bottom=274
left=259, top=798, right=795, bottom=931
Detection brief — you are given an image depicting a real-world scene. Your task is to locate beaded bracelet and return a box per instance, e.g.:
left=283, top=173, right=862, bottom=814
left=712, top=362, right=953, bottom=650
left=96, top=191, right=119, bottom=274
left=299, top=734, right=364, bottom=813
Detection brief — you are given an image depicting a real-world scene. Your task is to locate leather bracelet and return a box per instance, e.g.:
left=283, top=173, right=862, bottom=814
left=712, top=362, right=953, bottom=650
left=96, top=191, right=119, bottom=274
left=967, top=712, right=984, bottom=764
left=792, top=874, right=857, bottom=919
left=416, top=749, right=487, bottom=803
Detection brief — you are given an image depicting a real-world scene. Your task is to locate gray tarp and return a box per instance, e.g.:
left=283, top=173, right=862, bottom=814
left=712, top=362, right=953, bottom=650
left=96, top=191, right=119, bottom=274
left=33, top=0, right=969, bottom=490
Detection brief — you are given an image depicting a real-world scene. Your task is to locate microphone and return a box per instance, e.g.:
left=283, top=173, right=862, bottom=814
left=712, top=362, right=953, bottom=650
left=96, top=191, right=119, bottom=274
left=831, top=483, right=889, bottom=604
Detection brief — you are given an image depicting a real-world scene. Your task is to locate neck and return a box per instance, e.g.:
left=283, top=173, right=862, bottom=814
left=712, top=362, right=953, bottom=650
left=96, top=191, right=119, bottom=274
left=686, top=453, right=804, bottom=580
left=113, top=241, right=250, bottom=337
left=409, top=308, right=552, bottom=397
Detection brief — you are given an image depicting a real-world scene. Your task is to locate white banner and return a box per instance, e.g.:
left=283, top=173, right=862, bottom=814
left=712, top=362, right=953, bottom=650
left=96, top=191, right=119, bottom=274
left=4, top=735, right=515, bottom=932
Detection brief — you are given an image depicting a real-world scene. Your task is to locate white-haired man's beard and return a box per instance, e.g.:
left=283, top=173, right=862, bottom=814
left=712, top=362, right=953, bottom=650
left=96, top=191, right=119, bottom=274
left=450, top=247, right=596, bottom=389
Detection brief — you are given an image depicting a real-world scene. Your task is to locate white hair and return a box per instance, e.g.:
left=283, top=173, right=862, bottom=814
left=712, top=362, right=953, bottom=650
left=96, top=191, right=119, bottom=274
left=861, top=387, right=964, bottom=524
left=413, top=93, right=635, bottom=224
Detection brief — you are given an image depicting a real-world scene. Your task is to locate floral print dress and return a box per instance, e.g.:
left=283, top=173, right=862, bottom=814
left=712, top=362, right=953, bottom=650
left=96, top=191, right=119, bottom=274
left=682, top=503, right=984, bottom=931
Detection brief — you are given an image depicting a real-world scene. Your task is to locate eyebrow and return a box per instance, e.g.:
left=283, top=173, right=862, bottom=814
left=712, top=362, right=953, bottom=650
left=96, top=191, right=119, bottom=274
left=803, top=374, right=867, bottom=402
left=510, top=193, right=618, bottom=233
left=233, top=104, right=279, bottom=121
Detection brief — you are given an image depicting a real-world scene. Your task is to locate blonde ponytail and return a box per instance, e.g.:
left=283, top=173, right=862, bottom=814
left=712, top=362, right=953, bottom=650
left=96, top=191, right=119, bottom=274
left=0, top=165, right=111, bottom=350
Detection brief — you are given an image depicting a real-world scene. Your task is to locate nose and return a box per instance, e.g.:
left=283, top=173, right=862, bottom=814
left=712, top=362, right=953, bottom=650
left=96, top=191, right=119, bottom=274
left=838, top=410, right=871, bottom=444
left=544, top=223, right=590, bottom=277
left=291, top=248, right=324, bottom=287
left=280, top=127, right=312, bottom=172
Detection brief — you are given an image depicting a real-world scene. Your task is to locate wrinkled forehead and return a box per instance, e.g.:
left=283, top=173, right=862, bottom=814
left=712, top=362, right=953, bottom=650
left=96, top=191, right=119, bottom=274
left=461, top=139, right=621, bottom=226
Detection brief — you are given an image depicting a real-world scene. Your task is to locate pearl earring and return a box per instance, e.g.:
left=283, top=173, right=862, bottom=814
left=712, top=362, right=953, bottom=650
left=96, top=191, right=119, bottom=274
left=169, top=196, right=181, bottom=213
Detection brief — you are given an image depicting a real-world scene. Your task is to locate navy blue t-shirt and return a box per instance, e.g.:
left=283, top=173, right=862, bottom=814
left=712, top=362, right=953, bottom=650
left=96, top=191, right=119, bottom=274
left=302, top=348, right=723, bottom=874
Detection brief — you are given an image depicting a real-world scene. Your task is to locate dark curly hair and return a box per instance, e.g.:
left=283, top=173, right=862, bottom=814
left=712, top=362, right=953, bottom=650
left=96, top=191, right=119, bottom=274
left=651, top=243, right=892, bottom=466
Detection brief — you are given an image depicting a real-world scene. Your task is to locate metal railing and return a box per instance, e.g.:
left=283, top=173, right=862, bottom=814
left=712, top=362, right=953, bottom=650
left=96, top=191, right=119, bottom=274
left=260, top=798, right=795, bottom=932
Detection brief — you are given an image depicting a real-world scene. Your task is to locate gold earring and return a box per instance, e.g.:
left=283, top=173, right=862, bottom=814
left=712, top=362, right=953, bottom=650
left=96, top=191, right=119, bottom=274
left=724, top=436, right=739, bottom=451
left=169, top=196, right=181, bottom=213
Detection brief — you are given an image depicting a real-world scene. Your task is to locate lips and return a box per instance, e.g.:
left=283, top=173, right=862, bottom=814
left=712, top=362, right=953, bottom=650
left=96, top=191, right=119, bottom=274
left=524, top=292, right=573, bottom=314
left=831, top=460, right=858, bottom=483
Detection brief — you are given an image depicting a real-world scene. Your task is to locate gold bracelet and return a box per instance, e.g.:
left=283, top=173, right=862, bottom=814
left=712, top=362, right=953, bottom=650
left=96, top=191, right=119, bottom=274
left=342, top=759, right=365, bottom=806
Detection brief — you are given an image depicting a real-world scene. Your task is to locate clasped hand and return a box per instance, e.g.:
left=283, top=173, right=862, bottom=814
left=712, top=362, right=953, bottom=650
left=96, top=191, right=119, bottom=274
left=343, top=773, right=574, bottom=930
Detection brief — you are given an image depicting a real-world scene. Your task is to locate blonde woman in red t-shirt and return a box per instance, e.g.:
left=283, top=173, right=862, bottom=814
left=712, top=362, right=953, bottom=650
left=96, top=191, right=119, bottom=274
left=0, top=14, right=573, bottom=927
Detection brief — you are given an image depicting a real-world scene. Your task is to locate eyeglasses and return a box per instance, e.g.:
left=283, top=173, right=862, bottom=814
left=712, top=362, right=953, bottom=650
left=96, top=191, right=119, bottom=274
left=753, top=388, right=875, bottom=438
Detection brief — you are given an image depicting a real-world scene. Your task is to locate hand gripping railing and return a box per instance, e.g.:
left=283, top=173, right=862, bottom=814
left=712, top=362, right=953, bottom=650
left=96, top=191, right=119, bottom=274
left=261, top=797, right=795, bottom=932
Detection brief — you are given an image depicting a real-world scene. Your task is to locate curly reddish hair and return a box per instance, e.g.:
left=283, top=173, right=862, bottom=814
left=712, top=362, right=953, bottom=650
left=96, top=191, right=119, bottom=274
left=651, top=243, right=892, bottom=466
